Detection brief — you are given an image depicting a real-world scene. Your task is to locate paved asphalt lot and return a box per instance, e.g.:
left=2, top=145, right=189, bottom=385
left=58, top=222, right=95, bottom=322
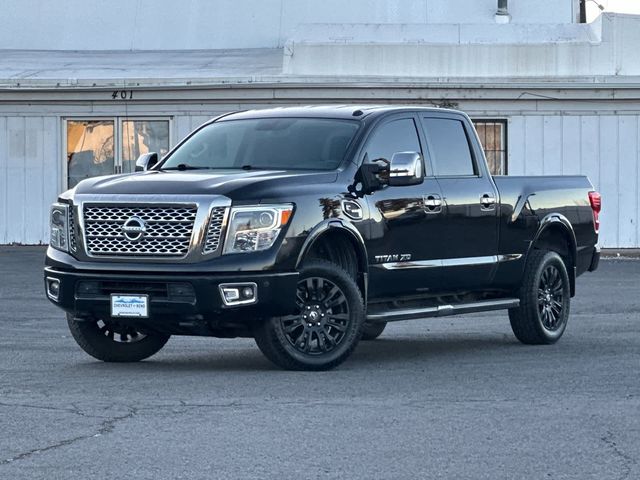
left=0, top=247, right=638, bottom=480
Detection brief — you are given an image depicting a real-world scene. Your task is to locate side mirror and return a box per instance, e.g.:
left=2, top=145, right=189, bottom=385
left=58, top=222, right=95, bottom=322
left=135, top=152, right=159, bottom=172
left=388, top=152, right=423, bottom=186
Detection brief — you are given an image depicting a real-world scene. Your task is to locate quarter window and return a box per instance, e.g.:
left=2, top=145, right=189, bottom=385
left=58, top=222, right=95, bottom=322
left=422, top=118, right=475, bottom=177
left=365, top=118, right=423, bottom=167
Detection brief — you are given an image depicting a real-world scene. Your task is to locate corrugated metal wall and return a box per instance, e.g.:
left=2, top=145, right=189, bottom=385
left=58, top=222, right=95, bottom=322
left=0, top=116, right=61, bottom=244
left=0, top=112, right=638, bottom=247
left=509, top=115, right=640, bottom=248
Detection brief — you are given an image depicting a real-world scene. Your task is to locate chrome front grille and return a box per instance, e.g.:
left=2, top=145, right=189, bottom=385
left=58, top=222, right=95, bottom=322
left=83, top=205, right=198, bottom=257
left=203, top=207, right=227, bottom=254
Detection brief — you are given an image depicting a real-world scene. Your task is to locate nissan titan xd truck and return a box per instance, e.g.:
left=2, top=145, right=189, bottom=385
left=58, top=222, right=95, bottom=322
left=45, top=106, right=601, bottom=370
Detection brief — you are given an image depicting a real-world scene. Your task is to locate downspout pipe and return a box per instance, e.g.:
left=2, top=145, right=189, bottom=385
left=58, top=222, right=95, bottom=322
left=495, top=0, right=511, bottom=23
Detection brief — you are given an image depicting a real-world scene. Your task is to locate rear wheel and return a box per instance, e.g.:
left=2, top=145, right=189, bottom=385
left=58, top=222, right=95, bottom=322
left=509, top=250, right=571, bottom=345
left=67, top=314, right=170, bottom=362
left=254, top=260, right=365, bottom=371
left=361, top=321, right=387, bottom=341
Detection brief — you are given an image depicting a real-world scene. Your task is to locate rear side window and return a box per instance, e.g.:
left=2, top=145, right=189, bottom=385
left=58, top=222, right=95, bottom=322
left=364, top=118, right=422, bottom=165
left=422, top=118, right=476, bottom=176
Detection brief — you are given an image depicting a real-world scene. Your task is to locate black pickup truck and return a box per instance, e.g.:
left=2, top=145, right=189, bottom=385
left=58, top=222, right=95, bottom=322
left=45, top=106, right=601, bottom=370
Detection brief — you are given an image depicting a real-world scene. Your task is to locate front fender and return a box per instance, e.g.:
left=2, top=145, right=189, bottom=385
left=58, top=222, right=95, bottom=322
left=294, top=218, right=368, bottom=273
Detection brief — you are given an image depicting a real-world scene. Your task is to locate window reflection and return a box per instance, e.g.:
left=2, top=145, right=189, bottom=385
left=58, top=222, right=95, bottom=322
left=121, top=120, right=170, bottom=173
left=67, top=120, right=115, bottom=188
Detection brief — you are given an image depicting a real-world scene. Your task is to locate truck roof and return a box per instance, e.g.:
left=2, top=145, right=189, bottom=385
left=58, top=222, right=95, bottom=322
left=218, top=105, right=458, bottom=122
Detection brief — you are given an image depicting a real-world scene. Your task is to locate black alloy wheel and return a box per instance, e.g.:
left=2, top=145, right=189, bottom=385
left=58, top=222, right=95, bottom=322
left=280, top=276, right=351, bottom=355
left=537, top=265, right=565, bottom=331
left=95, top=318, right=148, bottom=343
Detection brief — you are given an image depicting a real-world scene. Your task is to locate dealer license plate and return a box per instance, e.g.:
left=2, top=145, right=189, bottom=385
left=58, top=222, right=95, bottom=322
left=110, top=294, right=149, bottom=318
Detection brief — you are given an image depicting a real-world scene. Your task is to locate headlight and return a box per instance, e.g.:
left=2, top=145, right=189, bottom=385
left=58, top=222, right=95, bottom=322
left=223, top=205, right=293, bottom=254
left=50, top=203, right=70, bottom=252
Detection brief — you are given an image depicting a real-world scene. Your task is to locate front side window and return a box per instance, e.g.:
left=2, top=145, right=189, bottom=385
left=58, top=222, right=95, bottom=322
left=364, top=118, right=422, bottom=165
left=162, top=118, right=359, bottom=171
left=422, top=118, right=476, bottom=177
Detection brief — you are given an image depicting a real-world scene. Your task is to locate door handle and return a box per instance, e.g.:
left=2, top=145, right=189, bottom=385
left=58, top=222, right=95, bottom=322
left=480, top=193, right=496, bottom=210
left=423, top=194, right=442, bottom=213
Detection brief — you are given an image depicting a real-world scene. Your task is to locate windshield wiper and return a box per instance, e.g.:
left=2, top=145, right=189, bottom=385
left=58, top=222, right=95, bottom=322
left=160, top=164, right=210, bottom=171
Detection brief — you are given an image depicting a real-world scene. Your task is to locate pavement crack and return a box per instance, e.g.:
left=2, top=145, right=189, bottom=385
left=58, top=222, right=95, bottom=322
left=0, top=401, right=105, bottom=420
left=601, top=430, right=635, bottom=480
left=0, top=407, right=137, bottom=466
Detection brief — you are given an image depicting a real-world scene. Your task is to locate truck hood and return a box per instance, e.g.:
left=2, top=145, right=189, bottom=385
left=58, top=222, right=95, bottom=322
left=72, top=169, right=339, bottom=200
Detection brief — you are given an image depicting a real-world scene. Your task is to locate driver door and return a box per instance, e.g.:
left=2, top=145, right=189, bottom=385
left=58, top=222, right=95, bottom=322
left=362, top=115, right=447, bottom=300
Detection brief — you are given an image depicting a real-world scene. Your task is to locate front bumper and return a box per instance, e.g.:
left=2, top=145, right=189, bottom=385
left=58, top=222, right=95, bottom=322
left=44, top=266, right=298, bottom=333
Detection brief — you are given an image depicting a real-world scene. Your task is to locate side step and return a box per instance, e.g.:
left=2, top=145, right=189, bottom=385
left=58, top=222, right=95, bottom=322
left=366, top=298, right=520, bottom=323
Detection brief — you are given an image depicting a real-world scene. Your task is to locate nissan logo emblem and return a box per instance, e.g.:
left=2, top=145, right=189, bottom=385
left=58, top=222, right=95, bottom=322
left=122, top=216, right=146, bottom=242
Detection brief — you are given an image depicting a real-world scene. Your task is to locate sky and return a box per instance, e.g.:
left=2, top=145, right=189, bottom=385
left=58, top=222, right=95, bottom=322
left=586, top=0, right=640, bottom=21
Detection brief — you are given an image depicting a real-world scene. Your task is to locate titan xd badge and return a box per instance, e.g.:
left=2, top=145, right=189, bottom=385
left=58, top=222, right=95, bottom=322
left=374, top=254, right=412, bottom=263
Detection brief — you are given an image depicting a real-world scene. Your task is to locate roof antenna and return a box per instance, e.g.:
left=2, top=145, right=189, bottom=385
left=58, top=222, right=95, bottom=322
left=352, top=109, right=364, bottom=117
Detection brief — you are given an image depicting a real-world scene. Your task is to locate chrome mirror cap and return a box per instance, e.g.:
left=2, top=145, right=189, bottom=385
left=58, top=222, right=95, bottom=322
left=388, top=152, right=424, bottom=186
left=135, top=152, right=159, bottom=172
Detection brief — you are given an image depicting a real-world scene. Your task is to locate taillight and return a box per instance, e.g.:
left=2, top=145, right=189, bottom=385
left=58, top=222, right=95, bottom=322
left=589, top=191, right=601, bottom=234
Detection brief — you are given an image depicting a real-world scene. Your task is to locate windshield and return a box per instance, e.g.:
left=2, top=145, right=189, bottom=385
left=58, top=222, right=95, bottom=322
left=160, top=118, right=360, bottom=171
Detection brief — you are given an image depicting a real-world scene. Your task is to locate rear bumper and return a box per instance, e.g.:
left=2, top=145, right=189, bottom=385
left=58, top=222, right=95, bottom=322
left=44, top=266, right=298, bottom=332
left=588, top=245, right=600, bottom=272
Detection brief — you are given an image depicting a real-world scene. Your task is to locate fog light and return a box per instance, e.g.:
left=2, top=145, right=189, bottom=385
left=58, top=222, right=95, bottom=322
left=219, top=283, right=257, bottom=306
left=46, top=277, right=61, bottom=301
left=241, top=287, right=254, bottom=299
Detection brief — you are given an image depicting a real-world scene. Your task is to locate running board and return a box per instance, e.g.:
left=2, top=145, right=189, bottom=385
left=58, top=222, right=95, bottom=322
left=366, top=298, right=520, bottom=323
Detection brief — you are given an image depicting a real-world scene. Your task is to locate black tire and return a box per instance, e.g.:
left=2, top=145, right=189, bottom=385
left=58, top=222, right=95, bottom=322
left=67, top=314, right=170, bottom=362
left=254, top=260, right=365, bottom=371
left=361, top=321, right=387, bottom=341
left=509, top=249, right=571, bottom=345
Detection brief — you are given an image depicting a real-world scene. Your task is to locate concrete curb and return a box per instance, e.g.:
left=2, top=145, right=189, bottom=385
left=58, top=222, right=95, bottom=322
left=601, top=249, right=640, bottom=259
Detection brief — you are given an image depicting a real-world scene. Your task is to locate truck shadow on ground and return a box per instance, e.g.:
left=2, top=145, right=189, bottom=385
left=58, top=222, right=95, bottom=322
left=68, top=334, right=529, bottom=373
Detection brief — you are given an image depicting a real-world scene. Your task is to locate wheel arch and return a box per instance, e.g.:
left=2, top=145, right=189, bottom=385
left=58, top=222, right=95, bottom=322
left=295, top=219, right=369, bottom=301
left=528, top=213, right=577, bottom=296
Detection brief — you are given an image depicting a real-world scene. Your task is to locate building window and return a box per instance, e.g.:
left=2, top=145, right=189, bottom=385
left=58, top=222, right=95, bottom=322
left=472, top=120, right=507, bottom=175
left=65, top=117, right=171, bottom=188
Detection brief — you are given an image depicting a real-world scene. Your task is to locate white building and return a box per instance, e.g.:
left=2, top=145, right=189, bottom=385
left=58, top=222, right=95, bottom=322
left=1, top=0, right=639, bottom=248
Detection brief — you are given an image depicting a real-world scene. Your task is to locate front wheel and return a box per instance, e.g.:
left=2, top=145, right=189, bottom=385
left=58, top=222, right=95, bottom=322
left=67, top=314, right=170, bottom=362
left=509, top=250, right=571, bottom=345
left=254, top=260, right=365, bottom=371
